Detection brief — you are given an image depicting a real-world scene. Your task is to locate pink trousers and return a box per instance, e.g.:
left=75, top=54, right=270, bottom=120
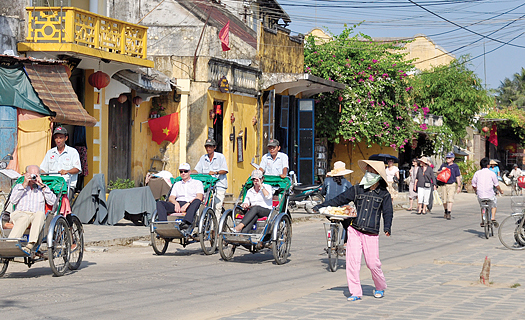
left=346, top=226, right=387, bottom=297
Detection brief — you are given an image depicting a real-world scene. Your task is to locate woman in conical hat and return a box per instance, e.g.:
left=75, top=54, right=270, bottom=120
left=315, top=159, right=393, bottom=302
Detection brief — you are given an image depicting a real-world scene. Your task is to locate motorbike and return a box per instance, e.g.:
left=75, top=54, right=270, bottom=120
left=288, top=171, right=324, bottom=214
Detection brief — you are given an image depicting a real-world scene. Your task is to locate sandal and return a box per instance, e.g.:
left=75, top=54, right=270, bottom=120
left=492, top=220, right=499, bottom=228
left=374, top=290, right=384, bottom=298
left=480, top=222, right=485, bottom=227
left=347, top=296, right=362, bottom=301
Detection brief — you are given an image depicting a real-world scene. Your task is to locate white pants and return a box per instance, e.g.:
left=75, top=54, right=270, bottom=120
left=417, top=187, right=431, bottom=205
left=10, top=210, right=45, bottom=244
left=214, top=187, right=227, bottom=219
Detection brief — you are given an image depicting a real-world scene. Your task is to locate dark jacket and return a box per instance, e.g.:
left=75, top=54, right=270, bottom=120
left=316, top=184, right=393, bottom=235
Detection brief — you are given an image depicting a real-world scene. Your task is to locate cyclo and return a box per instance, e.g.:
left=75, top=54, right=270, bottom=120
left=149, top=174, right=219, bottom=255
left=217, top=175, right=293, bottom=264
left=0, top=175, right=84, bottom=277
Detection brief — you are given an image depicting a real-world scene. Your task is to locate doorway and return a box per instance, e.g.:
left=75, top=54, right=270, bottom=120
left=108, top=96, right=132, bottom=182
left=213, top=101, right=224, bottom=153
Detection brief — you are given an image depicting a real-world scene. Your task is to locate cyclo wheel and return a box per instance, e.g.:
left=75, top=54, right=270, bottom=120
left=0, top=258, right=8, bottom=277
left=498, top=214, right=525, bottom=250
left=305, top=194, right=324, bottom=214
left=199, top=208, right=218, bottom=255
left=218, top=210, right=236, bottom=261
left=272, top=215, right=292, bottom=265
left=48, top=216, right=72, bottom=276
left=151, top=232, right=169, bottom=255
left=68, top=215, right=84, bottom=270
left=328, top=224, right=338, bottom=272
left=483, top=208, right=490, bottom=239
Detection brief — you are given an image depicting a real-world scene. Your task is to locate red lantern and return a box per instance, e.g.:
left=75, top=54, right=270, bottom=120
left=88, top=71, right=110, bottom=90
left=118, top=94, right=128, bottom=103
left=482, top=126, right=489, bottom=133
left=132, top=96, right=143, bottom=106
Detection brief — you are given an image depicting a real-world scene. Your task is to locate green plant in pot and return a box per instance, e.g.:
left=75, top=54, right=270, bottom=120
left=108, top=178, right=135, bottom=191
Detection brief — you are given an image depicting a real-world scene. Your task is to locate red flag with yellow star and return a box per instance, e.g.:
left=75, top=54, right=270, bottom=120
left=488, top=123, right=498, bottom=146
left=148, top=113, right=179, bottom=145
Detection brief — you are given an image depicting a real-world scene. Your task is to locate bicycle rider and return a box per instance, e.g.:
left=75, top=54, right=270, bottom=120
left=509, top=164, right=523, bottom=195
left=471, top=158, right=503, bottom=228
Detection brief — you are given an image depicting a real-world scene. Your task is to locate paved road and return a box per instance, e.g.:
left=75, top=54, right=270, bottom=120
left=1, top=193, right=524, bottom=319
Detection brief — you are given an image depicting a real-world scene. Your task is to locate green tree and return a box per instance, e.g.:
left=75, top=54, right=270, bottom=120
left=305, top=26, right=417, bottom=150
left=408, top=56, right=494, bottom=141
left=496, top=67, right=525, bottom=106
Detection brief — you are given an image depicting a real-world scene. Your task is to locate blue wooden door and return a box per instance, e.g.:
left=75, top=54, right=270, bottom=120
left=297, top=99, right=314, bottom=185
left=0, top=106, right=17, bottom=159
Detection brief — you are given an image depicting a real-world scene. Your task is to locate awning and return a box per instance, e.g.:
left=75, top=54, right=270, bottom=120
left=262, top=73, right=345, bottom=97
left=112, top=68, right=173, bottom=94
left=24, top=64, right=97, bottom=127
left=0, top=65, right=52, bottom=116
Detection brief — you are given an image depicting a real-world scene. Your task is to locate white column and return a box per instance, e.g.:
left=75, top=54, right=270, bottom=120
left=90, top=0, right=98, bottom=14
left=178, top=79, right=191, bottom=164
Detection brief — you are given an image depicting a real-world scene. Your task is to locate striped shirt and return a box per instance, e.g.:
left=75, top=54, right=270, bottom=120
left=10, top=184, right=57, bottom=213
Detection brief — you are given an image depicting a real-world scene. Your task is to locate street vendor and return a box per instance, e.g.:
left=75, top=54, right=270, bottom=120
left=314, top=160, right=393, bottom=302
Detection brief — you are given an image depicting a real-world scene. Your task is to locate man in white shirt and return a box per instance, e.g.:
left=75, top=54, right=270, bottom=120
left=40, top=126, right=82, bottom=197
left=9, top=165, right=56, bottom=254
left=509, top=164, right=522, bottom=179
left=232, top=170, right=273, bottom=233
left=259, top=139, right=289, bottom=178
left=191, top=138, right=228, bottom=218
left=156, top=163, right=204, bottom=233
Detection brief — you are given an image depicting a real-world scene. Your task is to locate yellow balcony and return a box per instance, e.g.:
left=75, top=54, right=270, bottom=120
left=18, top=7, right=153, bottom=68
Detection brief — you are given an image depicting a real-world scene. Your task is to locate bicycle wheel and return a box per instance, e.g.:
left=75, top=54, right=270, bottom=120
left=199, top=208, right=218, bottom=255
left=0, top=258, right=8, bottom=277
left=498, top=214, right=525, bottom=250
left=48, top=217, right=71, bottom=276
left=151, top=232, right=169, bottom=255
left=272, top=215, right=292, bottom=265
left=218, top=210, right=236, bottom=261
left=327, top=224, right=339, bottom=272
left=68, top=215, right=84, bottom=270
left=483, top=208, right=490, bottom=239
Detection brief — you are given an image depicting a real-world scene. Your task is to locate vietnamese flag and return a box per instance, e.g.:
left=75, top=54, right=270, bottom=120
left=219, top=21, right=230, bottom=51
left=148, top=113, right=179, bottom=145
left=488, top=122, right=498, bottom=146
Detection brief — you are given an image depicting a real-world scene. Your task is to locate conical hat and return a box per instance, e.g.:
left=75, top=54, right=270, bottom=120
left=357, top=160, right=387, bottom=182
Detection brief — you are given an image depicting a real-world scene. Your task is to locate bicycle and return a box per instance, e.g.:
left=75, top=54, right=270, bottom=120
left=510, top=177, right=522, bottom=196
left=323, top=216, right=347, bottom=272
left=498, top=196, right=525, bottom=250
left=479, top=199, right=495, bottom=239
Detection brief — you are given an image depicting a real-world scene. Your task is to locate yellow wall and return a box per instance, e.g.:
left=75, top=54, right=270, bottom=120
left=207, top=90, right=259, bottom=193
left=407, top=35, right=455, bottom=71
left=258, top=25, right=304, bottom=74
left=84, top=70, right=95, bottom=184
left=332, top=141, right=396, bottom=185
left=71, top=0, right=89, bottom=10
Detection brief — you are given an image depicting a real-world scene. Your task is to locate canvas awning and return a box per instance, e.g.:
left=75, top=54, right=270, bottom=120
left=24, top=64, right=97, bottom=127
left=112, top=68, right=173, bottom=94
left=0, top=65, right=52, bottom=116
left=262, top=73, right=345, bottom=97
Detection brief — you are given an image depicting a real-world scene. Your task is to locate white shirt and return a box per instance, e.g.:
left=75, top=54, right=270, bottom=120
left=194, top=152, right=228, bottom=189
left=510, top=168, right=523, bottom=179
left=385, top=166, right=399, bottom=182
left=40, top=145, right=82, bottom=189
left=170, top=178, right=204, bottom=202
left=259, top=152, right=289, bottom=176
left=242, top=184, right=273, bottom=209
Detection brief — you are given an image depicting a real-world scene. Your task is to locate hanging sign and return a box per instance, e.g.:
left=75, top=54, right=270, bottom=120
left=219, top=76, right=229, bottom=93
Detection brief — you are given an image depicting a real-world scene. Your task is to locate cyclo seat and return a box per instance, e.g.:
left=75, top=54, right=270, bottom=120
left=293, top=184, right=320, bottom=192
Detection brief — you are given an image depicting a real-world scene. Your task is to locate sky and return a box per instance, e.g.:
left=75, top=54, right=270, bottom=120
left=278, top=0, right=525, bottom=90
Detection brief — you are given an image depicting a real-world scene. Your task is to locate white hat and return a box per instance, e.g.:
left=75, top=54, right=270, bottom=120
left=179, top=163, right=191, bottom=171
left=357, top=160, right=388, bottom=182
left=327, top=161, right=353, bottom=177
left=418, top=157, right=431, bottom=166
left=251, top=169, right=263, bottom=179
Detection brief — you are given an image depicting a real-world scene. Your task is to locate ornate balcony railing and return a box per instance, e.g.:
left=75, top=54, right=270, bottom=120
left=25, top=7, right=147, bottom=60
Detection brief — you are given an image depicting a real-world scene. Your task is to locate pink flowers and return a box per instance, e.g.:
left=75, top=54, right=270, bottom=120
left=392, top=64, right=396, bottom=67
left=422, top=106, right=430, bottom=116
left=357, top=99, right=361, bottom=103
left=413, top=103, right=419, bottom=111
left=382, top=73, right=388, bottom=78
left=406, top=86, right=413, bottom=92
left=338, top=96, right=343, bottom=102
left=372, top=59, right=378, bottom=63
left=369, top=75, right=374, bottom=81
left=420, top=124, right=427, bottom=130
left=384, top=122, right=390, bottom=127
left=395, top=126, right=400, bottom=130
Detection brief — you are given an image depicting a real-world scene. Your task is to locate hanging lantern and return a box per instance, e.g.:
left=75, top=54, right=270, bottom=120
left=88, top=71, right=110, bottom=90
left=132, top=96, right=143, bottom=106
left=118, top=94, right=128, bottom=103
left=482, top=126, right=490, bottom=133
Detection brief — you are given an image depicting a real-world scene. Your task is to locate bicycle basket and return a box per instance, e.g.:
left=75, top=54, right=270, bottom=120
left=511, top=196, right=525, bottom=213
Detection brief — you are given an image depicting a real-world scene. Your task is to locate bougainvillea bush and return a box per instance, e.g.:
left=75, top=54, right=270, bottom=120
left=305, top=25, right=417, bottom=150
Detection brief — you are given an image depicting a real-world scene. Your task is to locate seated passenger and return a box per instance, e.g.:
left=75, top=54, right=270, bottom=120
left=233, top=170, right=273, bottom=233
left=155, top=163, right=204, bottom=233
left=9, top=165, right=57, bottom=253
